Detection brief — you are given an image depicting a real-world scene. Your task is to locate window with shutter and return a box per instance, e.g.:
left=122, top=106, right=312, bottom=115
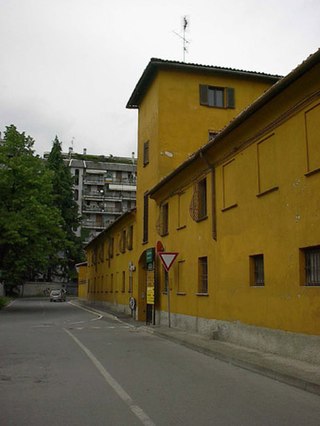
left=199, top=85, right=235, bottom=109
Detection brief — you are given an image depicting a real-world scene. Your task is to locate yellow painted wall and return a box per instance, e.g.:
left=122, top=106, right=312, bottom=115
left=150, top=64, right=320, bottom=335
left=77, top=264, right=88, bottom=299
left=134, top=66, right=278, bottom=320
left=85, top=212, right=138, bottom=312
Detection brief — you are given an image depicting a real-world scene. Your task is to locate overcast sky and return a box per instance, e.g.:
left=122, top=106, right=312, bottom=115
left=1, top=0, right=319, bottom=158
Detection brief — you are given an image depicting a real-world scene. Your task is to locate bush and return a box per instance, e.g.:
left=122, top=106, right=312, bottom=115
left=0, top=297, right=10, bottom=309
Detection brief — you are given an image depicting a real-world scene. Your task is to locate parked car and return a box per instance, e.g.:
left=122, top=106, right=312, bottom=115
left=50, top=289, right=66, bottom=302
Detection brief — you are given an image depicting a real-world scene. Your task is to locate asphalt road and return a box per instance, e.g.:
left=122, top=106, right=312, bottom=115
left=1, top=298, right=320, bottom=426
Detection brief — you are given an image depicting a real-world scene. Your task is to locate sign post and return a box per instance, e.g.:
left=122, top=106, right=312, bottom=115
left=158, top=252, right=179, bottom=327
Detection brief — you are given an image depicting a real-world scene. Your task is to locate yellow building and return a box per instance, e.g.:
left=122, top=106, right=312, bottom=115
left=148, top=50, right=320, bottom=344
left=84, top=58, right=280, bottom=323
left=126, top=58, right=280, bottom=322
left=83, top=52, right=320, bottom=358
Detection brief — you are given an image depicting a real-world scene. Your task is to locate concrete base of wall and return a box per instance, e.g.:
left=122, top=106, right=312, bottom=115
left=157, top=311, right=320, bottom=365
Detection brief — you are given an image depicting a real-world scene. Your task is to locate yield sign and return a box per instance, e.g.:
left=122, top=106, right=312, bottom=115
left=158, top=252, right=179, bottom=272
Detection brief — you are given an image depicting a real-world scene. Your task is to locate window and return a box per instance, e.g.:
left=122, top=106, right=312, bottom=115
left=122, top=271, right=126, bottom=292
left=108, top=237, right=114, bottom=259
left=305, top=104, right=320, bottom=174
left=127, top=225, right=133, bottom=250
left=110, top=273, right=114, bottom=292
left=143, top=193, right=149, bottom=243
left=222, top=159, right=238, bottom=210
left=160, top=202, right=169, bottom=236
left=177, top=260, right=186, bottom=294
left=198, top=257, right=208, bottom=294
left=302, top=246, right=320, bottom=286
left=190, top=178, right=207, bottom=222
left=256, top=134, right=278, bottom=196
left=128, top=274, right=133, bottom=293
left=250, top=254, right=265, bottom=286
left=143, top=141, right=149, bottom=166
left=200, top=85, right=235, bottom=108
left=74, top=169, right=79, bottom=185
left=120, top=229, right=126, bottom=253
left=208, top=131, right=219, bottom=141
left=177, top=192, right=187, bottom=229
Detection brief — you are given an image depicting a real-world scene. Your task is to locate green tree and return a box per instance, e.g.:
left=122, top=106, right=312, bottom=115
left=0, top=125, right=65, bottom=293
left=46, top=137, right=84, bottom=281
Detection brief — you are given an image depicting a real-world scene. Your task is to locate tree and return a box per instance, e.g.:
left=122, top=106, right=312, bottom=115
left=46, top=137, right=84, bottom=281
left=0, top=125, right=65, bottom=293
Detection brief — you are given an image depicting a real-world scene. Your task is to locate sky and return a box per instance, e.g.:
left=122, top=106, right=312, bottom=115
left=1, top=0, right=319, bottom=158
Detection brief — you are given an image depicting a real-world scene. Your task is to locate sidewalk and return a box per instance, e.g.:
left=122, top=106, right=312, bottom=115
left=72, top=300, right=320, bottom=396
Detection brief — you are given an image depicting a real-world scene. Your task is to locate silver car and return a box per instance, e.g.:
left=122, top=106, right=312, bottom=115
left=50, top=289, right=66, bottom=302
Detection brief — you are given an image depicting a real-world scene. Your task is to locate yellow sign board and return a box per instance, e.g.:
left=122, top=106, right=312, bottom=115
left=146, top=270, right=155, bottom=305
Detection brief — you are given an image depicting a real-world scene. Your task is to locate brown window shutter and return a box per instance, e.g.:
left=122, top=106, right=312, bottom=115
left=199, top=85, right=209, bottom=106
left=226, top=87, right=235, bottom=108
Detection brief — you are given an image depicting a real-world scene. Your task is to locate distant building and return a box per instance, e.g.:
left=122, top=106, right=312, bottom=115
left=44, top=149, right=137, bottom=245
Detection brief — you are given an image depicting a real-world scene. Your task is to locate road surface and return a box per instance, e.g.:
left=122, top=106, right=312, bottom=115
left=1, top=298, right=320, bottom=426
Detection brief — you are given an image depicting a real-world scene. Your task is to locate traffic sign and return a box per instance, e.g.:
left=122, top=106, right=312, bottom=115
left=158, top=252, right=179, bottom=272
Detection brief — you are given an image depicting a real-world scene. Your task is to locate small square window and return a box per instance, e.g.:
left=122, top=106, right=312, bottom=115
left=250, top=254, right=265, bottom=286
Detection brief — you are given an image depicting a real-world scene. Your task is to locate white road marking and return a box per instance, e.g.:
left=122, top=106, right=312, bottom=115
left=68, top=301, right=103, bottom=321
left=64, top=328, right=155, bottom=426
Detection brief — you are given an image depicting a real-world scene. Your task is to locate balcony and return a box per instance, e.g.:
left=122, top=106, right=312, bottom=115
left=83, top=177, right=105, bottom=185
left=82, top=205, right=124, bottom=215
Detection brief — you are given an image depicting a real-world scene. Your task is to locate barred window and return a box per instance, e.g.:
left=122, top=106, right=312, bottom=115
left=250, top=254, right=265, bottom=286
left=303, top=247, right=320, bottom=286
left=198, top=256, right=208, bottom=294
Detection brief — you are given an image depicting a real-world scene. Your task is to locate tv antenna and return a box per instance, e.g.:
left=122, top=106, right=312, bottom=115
left=173, top=16, right=190, bottom=62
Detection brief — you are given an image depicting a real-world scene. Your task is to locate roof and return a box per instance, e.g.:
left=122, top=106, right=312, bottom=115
left=126, top=58, right=282, bottom=109
left=149, top=49, right=320, bottom=197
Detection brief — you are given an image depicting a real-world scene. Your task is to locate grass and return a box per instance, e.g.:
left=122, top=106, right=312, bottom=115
left=0, top=296, right=11, bottom=309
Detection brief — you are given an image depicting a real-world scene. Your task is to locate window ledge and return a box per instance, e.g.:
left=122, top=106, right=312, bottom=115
left=195, top=215, right=208, bottom=223
left=305, top=167, right=320, bottom=177
left=256, top=186, right=279, bottom=198
left=303, top=284, right=320, bottom=287
left=160, top=232, right=169, bottom=237
left=221, top=203, right=238, bottom=212
left=176, top=225, right=187, bottom=231
left=176, top=292, right=186, bottom=296
left=250, top=285, right=265, bottom=288
left=196, top=292, right=209, bottom=296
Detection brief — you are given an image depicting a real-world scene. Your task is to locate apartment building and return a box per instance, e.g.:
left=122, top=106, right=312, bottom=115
left=57, top=149, right=137, bottom=244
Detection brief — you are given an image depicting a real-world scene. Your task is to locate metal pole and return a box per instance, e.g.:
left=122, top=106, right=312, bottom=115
left=167, top=275, right=171, bottom=328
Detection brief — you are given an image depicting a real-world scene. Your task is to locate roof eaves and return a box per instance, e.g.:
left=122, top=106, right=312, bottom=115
left=126, top=57, right=282, bottom=109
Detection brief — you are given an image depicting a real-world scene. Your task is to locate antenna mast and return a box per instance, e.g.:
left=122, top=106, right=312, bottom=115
left=173, top=16, right=190, bottom=62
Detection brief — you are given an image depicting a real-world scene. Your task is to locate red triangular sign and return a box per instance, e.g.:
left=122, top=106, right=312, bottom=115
left=158, top=252, right=179, bottom=272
